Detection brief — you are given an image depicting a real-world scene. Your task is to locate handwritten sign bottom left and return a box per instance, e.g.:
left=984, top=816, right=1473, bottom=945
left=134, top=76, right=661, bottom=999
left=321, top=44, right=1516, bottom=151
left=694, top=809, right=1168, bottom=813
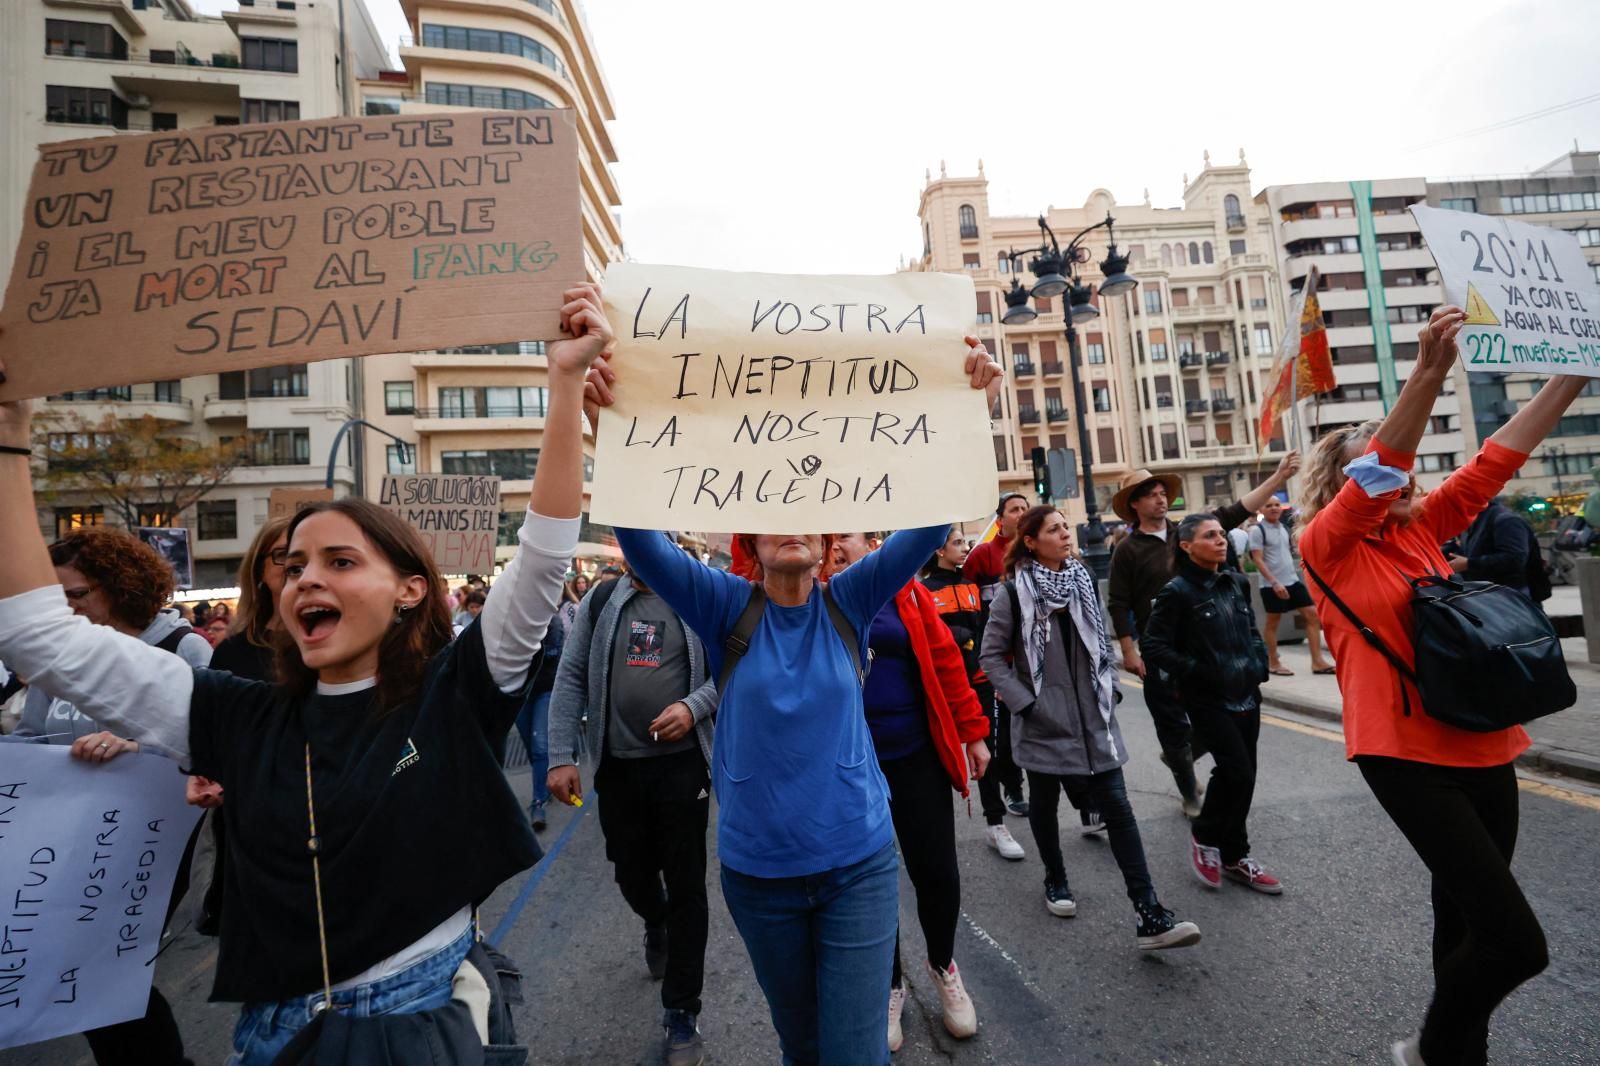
left=0, top=744, right=201, bottom=1051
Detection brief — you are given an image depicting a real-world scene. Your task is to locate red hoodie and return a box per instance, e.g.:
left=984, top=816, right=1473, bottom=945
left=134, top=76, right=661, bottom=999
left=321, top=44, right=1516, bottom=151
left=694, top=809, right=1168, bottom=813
left=892, top=581, right=991, bottom=795
left=961, top=533, right=1012, bottom=586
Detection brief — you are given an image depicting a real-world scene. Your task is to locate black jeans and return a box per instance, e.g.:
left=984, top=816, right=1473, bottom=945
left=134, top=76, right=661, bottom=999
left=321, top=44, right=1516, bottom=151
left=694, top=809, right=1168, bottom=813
left=596, top=748, right=711, bottom=1015
left=1357, top=756, right=1548, bottom=1066
left=1025, top=767, right=1155, bottom=906
left=880, top=744, right=961, bottom=983
left=980, top=683, right=1025, bottom=823
left=1146, top=667, right=1207, bottom=798
left=1188, top=702, right=1260, bottom=865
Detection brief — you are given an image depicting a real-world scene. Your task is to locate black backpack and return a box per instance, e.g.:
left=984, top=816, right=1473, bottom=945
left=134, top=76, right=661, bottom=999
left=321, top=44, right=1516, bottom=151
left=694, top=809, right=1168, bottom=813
left=1305, top=562, right=1575, bottom=733
left=1524, top=538, right=1553, bottom=603
left=717, top=584, right=867, bottom=691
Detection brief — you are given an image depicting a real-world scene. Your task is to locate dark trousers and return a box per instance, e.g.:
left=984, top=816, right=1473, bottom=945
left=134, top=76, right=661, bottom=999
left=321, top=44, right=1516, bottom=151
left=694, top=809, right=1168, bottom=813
left=1188, top=702, right=1260, bottom=865
left=1025, top=767, right=1155, bottom=906
left=1145, top=668, right=1206, bottom=798
left=979, top=683, right=1025, bottom=824
left=879, top=744, right=961, bottom=983
left=595, top=748, right=711, bottom=1015
left=1357, top=756, right=1548, bottom=1066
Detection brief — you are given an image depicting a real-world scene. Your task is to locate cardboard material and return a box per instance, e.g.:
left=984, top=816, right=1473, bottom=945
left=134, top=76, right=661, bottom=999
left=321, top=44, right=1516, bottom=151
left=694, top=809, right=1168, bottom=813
left=378, top=474, right=501, bottom=575
left=0, top=111, right=582, bottom=400
left=1412, top=204, right=1600, bottom=377
left=589, top=263, right=995, bottom=533
left=267, top=487, right=335, bottom=520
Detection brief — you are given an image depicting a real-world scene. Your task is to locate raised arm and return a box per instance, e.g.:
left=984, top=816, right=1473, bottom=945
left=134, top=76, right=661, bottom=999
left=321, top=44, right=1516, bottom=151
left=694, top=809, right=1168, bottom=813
left=480, top=284, right=612, bottom=693
left=1231, top=450, right=1300, bottom=524
left=831, top=524, right=951, bottom=627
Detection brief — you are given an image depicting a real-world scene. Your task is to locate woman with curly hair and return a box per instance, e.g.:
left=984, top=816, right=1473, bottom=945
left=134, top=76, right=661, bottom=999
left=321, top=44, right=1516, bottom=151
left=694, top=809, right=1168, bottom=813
left=13, top=525, right=212, bottom=1065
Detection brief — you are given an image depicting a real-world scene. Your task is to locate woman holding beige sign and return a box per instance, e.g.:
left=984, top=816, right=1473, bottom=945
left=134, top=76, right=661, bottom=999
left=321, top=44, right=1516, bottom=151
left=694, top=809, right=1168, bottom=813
left=591, top=336, right=1002, bottom=1066
left=0, top=283, right=612, bottom=1065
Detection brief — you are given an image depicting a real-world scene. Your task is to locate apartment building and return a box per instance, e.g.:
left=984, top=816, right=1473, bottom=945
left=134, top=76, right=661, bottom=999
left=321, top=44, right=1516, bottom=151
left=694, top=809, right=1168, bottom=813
left=356, top=0, right=624, bottom=564
left=1429, top=149, right=1600, bottom=506
left=1, top=0, right=390, bottom=586
left=914, top=152, right=1290, bottom=524
left=1256, top=178, right=1461, bottom=488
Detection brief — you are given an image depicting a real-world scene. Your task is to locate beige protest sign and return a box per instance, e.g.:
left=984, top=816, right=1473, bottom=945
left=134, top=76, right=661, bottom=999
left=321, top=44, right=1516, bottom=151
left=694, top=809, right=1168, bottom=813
left=590, top=263, right=994, bottom=534
left=378, top=474, right=501, bottom=575
left=268, top=487, right=335, bottom=520
left=0, top=110, right=582, bottom=401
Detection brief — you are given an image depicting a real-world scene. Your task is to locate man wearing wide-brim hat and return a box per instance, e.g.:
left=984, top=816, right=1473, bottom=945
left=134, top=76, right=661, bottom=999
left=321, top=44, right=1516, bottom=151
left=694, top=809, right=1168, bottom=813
left=1105, top=453, right=1300, bottom=816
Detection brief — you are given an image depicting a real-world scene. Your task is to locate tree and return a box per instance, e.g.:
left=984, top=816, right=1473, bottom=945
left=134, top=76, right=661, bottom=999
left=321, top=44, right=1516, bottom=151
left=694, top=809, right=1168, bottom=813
left=34, top=412, right=253, bottom=529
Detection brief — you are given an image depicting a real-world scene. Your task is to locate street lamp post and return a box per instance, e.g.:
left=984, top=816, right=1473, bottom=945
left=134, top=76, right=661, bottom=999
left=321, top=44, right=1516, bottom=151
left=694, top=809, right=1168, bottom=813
left=326, top=419, right=413, bottom=492
left=1001, top=212, right=1138, bottom=580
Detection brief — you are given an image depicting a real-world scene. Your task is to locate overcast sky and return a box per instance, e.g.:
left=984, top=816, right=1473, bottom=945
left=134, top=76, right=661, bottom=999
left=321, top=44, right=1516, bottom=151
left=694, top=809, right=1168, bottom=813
left=202, top=0, right=1598, bottom=273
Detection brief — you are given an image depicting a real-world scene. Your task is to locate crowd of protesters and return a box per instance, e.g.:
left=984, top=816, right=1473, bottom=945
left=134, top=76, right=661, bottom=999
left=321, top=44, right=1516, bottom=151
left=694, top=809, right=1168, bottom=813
left=0, top=298, right=1584, bottom=1066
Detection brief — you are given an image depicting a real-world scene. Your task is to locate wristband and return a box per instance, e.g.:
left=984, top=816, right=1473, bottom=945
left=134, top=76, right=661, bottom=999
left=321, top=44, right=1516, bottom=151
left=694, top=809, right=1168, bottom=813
left=0, top=445, right=32, bottom=456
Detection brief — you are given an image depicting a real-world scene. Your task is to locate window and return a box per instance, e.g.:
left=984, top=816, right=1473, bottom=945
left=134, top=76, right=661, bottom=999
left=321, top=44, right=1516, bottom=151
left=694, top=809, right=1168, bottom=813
left=1573, top=228, right=1600, bottom=248
left=1150, top=341, right=1168, bottom=361
left=1592, top=263, right=1600, bottom=285
left=441, top=448, right=539, bottom=479
left=437, top=386, right=548, bottom=418
left=1160, top=244, right=1173, bottom=268
left=384, top=380, right=415, bottom=415
left=992, top=435, right=1008, bottom=472
left=197, top=499, right=238, bottom=541
left=1230, top=239, right=1247, bottom=256
left=1144, top=289, right=1163, bottom=314
left=1096, top=428, right=1118, bottom=464
left=151, top=112, right=178, bottom=131
left=1416, top=454, right=1459, bottom=473
left=1253, top=326, right=1272, bottom=352
left=1224, top=194, right=1243, bottom=226
left=1439, top=197, right=1477, bottom=213
left=252, top=429, right=311, bottom=466
left=1188, top=242, right=1200, bottom=264
left=1502, top=192, right=1600, bottom=214
left=365, top=97, right=403, bottom=116
left=1160, top=426, right=1180, bottom=459
left=1202, top=241, right=1214, bottom=264
left=248, top=364, right=308, bottom=397
left=386, top=444, right=416, bottom=475
left=975, top=290, right=993, bottom=325
left=424, top=82, right=553, bottom=110
left=958, top=204, right=978, bottom=239
left=1092, top=385, right=1112, bottom=412
left=419, top=24, right=570, bottom=80
left=1086, top=337, right=1106, bottom=364
left=241, top=36, right=297, bottom=72
left=153, top=380, right=181, bottom=402
left=1011, top=345, right=1032, bottom=373
left=1197, top=286, right=1215, bottom=305
left=45, top=19, right=127, bottom=60
left=55, top=507, right=105, bottom=538
left=1176, top=243, right=1188, bottom=266
left=1386, top=304, right=1430, bottom=324
left=1171, top=289, right=1190, bottom=308
left=1034, top=295, right=1052, bottom=314
left=45, top=85, right=126, bottom=128
left=997, top=254, right=1011, bottom=274
left=1429, top=414, right=1456, bottom=434
left=241, top=98, right=300, bottom=124
left=962, top=253, right=980, bottom=271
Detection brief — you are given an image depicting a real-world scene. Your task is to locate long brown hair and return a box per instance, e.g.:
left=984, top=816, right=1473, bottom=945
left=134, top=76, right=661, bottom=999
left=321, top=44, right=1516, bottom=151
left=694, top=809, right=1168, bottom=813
left=232, top=514, right=293, bottom=647
left=1002, top=506, right=1062, bottom=574
left=272, top=499, right=453, bottom=713
left=1300, top=420, right=1379, bottom=528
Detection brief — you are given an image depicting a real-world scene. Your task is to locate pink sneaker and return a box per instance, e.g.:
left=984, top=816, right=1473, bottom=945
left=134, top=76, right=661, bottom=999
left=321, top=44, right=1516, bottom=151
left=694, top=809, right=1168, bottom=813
left=1222, top=857, right=1283, bottom=894
left=1190, top=837, right=1222, bottom=889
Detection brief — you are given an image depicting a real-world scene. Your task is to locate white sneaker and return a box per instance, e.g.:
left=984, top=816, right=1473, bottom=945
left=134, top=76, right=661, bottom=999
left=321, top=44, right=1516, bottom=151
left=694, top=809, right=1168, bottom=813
left=1391, top=1035, right=1424, bottom=1065
left=927, top=960, right=977, bottom=1039
left=887, top=984, right=906, bottom=1053
left=986, top=823, right=1025, bottom=861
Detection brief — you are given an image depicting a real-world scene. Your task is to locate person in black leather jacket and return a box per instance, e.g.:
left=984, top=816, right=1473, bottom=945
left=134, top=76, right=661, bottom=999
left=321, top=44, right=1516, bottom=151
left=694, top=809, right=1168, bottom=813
left=1142, top=514, right=1282, bottom=897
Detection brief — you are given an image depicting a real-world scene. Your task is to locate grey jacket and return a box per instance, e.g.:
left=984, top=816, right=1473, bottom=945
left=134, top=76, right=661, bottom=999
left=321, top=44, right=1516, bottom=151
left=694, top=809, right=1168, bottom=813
left=979, top=579, right=1126, bottom=777
left=16, top=608, right=212, bottom=743
left=547, top=575, right=717, bottom=771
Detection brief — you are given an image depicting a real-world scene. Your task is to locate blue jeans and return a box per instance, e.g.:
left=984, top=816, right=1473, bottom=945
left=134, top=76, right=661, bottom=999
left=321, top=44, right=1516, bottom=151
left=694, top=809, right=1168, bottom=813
left=225, top=924, right=473, bottom=1066
left=720, top=842, right=898, bottom=1066
left=517, top=690, right=551, bottom=805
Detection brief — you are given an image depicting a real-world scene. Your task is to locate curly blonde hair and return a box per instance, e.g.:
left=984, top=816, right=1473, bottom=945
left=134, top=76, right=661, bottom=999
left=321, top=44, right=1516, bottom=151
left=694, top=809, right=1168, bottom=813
left=1299, top=420, right=1380, bottom=527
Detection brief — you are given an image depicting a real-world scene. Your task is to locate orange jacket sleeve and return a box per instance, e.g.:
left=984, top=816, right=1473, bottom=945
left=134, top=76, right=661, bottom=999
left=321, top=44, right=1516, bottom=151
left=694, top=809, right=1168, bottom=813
left=1412, top=440, right=1530, bottom=546
left=1302, top=437, right=1413, bottom=568
left=911, top=583, right=987, bottom=743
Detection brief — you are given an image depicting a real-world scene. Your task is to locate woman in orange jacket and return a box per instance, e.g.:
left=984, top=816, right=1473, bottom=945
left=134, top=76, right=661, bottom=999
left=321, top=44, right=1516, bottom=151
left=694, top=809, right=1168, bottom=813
left=1299, top=305, right=1587, bottom=1066
left=832, top=533, right=991, bottom=1055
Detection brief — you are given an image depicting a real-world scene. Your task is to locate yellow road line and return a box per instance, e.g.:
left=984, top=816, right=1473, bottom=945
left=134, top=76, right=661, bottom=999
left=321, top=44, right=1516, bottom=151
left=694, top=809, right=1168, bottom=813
left=1260, top=712, right=1345, bottom=743
left=1519, top=777, right=1600, bottom=812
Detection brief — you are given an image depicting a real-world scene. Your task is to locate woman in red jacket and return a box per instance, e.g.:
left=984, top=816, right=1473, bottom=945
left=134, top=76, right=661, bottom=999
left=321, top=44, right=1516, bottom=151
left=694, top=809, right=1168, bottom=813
left=832, top=533, right=991, bottom=1055
left=1299, top=305, right=1586, bottom=1066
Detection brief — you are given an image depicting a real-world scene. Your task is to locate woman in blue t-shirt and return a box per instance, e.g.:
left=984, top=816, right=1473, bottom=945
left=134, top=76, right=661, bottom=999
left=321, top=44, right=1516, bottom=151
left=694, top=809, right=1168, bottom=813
left=603, top=339, right=1002, bottom=1066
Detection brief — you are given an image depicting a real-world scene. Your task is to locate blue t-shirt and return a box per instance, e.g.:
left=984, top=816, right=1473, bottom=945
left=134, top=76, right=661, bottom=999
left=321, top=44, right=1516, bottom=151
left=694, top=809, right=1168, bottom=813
left=615, top=524, right=949, bottom=878
left=862, top=599, right=930, bottom=763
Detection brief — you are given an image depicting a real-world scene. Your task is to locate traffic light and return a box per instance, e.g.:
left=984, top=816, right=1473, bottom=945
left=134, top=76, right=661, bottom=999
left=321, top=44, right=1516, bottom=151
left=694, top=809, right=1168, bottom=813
left=1031, top=446, right=1050, bottom=501
left=1047, top=448, right=1077, bottom=500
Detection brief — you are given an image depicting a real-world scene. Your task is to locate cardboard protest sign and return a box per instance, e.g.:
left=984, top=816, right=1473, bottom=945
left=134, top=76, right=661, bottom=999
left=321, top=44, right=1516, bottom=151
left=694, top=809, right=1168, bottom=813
left=135, top=526, right=193, bottom=590
left=589, top=263, right=994, bottom=534
left=0, top=744, right=202, bottom=1050
left=1411, top=205, right=1600, bottom=376
left=379, top=474, right=501, bottom=574
left=268, top=487, right=335, bottom=520
left=0, top=110, right=582, bottom=401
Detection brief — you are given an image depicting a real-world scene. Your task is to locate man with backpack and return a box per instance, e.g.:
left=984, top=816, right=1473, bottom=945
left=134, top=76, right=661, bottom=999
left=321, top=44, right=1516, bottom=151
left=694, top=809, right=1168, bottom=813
left=1446, top=497, right=1551, bottom=603
left=545, top=566, right=719, bottom=1066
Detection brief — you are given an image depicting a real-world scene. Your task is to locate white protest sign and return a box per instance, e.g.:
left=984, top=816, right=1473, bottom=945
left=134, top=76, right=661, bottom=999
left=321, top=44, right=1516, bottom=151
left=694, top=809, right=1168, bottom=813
left=0, top=743, right=201, bottom=1050
left=378, top=474, right=502, bottom=574
left=591, top=263, right=994, bottom=534
left=1411, top=204, right=1600, bottom=375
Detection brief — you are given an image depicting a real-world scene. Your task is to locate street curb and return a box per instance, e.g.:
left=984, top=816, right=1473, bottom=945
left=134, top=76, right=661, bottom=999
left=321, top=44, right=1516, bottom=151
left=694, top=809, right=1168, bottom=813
left=1258, top=693, right=1600, bottom=787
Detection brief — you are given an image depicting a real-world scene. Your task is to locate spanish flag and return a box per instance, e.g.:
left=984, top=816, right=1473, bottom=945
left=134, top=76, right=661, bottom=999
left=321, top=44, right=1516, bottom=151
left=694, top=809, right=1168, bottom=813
left=1259, top=265, right=1335, bottom=447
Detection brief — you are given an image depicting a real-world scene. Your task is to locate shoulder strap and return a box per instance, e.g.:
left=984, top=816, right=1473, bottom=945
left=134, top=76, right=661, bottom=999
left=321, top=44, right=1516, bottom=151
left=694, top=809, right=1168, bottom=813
left=719, top=585, right=768, bottom=691
left=822, top=584, right=868, bottom=686
left=1007, top=579, right=1023, bottom=665
left=1302, top=560, right=1419, bottom=717
left=155, top=625, right=194, bottom=654
left=588, top=576, right=620, bottom=618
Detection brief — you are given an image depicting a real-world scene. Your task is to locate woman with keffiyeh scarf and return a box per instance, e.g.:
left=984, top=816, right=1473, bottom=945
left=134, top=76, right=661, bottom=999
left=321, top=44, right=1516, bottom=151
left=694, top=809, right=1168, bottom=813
left=978, top=506, right=1202, bottom=951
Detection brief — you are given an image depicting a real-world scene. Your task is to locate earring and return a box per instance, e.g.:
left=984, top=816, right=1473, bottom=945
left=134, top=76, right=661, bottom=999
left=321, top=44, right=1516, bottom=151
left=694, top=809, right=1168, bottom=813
left=394, top=603, right=413, bottom=625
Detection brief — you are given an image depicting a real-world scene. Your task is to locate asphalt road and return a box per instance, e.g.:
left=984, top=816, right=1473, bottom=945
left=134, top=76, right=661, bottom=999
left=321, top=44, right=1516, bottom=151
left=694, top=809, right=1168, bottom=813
left=10, top=687, right=1600, bottom=1065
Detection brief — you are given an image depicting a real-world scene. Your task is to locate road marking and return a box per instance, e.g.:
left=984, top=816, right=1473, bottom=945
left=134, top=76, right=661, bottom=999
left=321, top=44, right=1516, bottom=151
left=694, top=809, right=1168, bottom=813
left=959, top=910, right=1045, bottom=996
left=1260, top=712, right=1345, bottom=743
left=486, top=800, right=591, bottom=947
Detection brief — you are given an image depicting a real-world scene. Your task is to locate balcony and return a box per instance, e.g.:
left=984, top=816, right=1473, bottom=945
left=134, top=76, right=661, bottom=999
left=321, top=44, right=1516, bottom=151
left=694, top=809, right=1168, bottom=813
left=1226, top=213, right=1248, bottom=233
left=1013, top=361, right=1036, bottom=378
left=1041, top=361, right=1065, bottom=377
left=1179, top=352, right=1203, bottom=371
left=1186, top=400, right=1210, bottom=418
left=1212, top=396, right=1238, bottom=413
left=47, top=390, right=193, bottom=424
left=1250, top=298, right=1269, bottom=309
left=1018, top=408, right=1040, bottom=426
left=1205, top=350, right=1231, bottom=367
left=1045, top=404, right=1069, bottom=424
left=414, top=406, right=548, bottom=433
left=1156, top=395, right=1175, bottom=409
left=202, top=394, right=247, bottom=421
left=1171, top=303, right=1229, bottom=321
left=959, top=225, right=979, bottom=240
